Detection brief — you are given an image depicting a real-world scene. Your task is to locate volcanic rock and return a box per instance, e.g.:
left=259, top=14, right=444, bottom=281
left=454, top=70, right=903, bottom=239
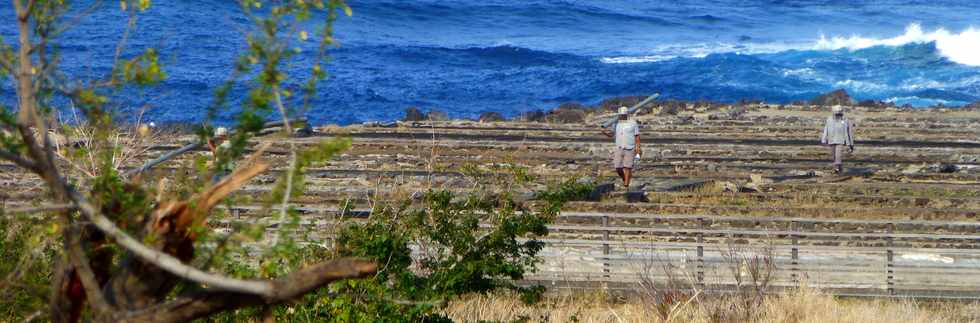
left=931, top=163, right=959, bottom=173
left=658, top=100, right=684, bottom=116
left=963, top=101, right=980, bottom=110
left=478, top=112, right=506, bottom=122
left=624, top=191, right=649, bottom=203
left=546, top=108, right=587, bottom=124
left=857, top=99, right=894, bottom=109
left=294, top=124, right=314, bottom=137
left=811, top=89, right=854, bottom=106
left=362, top=121, right=397, bottom=128
left=556, top=102, right=588, bottom=112
left=403, top=107, right=426, bottom=121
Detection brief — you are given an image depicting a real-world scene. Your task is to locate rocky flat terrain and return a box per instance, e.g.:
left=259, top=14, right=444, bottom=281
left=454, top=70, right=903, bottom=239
left=3, top=100, right=980, bottom=297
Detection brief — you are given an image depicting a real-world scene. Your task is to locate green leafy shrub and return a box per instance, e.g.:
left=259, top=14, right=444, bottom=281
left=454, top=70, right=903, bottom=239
left=536, top=178, right=595, bottom=213
left=0, top=217, right=55, bottom=320
left=207, top=178, right=592, bottom=322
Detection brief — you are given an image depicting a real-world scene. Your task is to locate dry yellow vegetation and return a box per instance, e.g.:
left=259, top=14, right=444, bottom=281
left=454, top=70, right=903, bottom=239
left=443, top=287, right=980, bottom=323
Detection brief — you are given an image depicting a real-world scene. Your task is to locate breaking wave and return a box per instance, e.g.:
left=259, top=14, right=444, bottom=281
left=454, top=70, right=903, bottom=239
left=815, top=23, right=980, bottom=66
left=600, top=24, right=980, bottom=67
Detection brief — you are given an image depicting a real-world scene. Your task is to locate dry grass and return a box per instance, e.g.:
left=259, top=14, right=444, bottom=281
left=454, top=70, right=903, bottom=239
left=442, top=288, right=980, bottom=323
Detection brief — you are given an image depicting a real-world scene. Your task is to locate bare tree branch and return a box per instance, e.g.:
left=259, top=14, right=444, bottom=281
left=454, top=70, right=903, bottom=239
left=65, top=182, right=283, bottom=296
left=66, top=228, right=113, bottom=316
left=17, top=124, right=71, bottom=202
left=60, top=142, right=364, bottom=300
left=23, top=0, right=36, bottom=20
left=271, top=89, right=295, bottom=246
left=272, top=90, right=294, bottom=135
left=109, top=4, right=138, bottom=85
left=23, top=309, right=43, bottom=323
left=13, top=0, right=41, bottom=129
left=13, top=0, right=66, bottom=187
left=11, top=1, right=69, bottom=205
left=119, top=258, right=377, bottom=322
left=47, top=254, right=71, bottom=323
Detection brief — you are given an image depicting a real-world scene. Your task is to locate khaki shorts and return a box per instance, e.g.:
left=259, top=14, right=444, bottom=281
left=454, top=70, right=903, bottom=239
left=612, top=147, right=636, bottom=169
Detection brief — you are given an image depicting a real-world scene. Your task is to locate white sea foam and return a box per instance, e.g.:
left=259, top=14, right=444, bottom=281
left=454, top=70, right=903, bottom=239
left=835, top=79, right=887, bottom=92
left=899, top=77, right=947, bottom=91
left=597, top=42, right=796, bottom=64
left=599, top=23, right=980, bottom=67
left=600, top=55, right=677, bottom=64
left=884, top=96, right=955, bottom=107
left=815, top=23, right=980, bottom=66
left=782, top=68, right=815, bottom=77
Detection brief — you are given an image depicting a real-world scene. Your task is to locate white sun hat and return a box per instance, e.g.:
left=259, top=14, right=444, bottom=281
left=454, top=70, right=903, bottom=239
left=618, top=106, right=629, bottom=115
left=832, top=105, right=844, bottom=114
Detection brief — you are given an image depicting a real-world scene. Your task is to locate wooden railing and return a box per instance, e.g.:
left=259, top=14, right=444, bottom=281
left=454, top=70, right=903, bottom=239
left=207, top=205, right=980, bottom=298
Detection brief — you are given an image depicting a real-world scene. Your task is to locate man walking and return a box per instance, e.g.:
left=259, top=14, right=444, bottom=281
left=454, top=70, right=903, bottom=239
left=820, top=105, right=855, bottom=174
left=602, top=106, right=642, bottom=190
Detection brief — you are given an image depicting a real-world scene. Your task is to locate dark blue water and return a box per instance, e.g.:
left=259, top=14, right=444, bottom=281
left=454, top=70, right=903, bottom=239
left=2, top=1, right=980, bottom=125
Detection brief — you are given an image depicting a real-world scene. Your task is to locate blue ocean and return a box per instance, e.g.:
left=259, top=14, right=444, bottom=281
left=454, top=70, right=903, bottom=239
left=2, top=1, right=980, bottom=125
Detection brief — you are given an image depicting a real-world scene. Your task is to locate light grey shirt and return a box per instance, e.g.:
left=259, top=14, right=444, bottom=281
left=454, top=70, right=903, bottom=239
left=614, top=119, right=640, bottom=149
left=821, top=116, right=854, bottom=146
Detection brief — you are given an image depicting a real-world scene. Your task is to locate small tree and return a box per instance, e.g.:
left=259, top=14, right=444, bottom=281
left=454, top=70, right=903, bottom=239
left=0, top=1, right=377, bottom=322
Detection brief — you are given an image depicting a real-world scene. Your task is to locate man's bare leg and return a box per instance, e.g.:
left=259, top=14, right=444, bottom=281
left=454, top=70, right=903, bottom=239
left=831, top=144, right=843, bottom=174
left=623, top=168, right=632, bottom=189
left=617, top=168, right=626, bottom=182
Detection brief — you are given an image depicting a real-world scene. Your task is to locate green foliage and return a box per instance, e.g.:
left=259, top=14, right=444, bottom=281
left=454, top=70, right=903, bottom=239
left=203, top=161, right=594, bottom=321
left=0, top=36, right=10, bottom=77
left=120, top=0, right=153, bottom=12
left=0, top=106, right=24, bottom=154
left=0, top=217, right=55, bottom=320
left=120, top=48, right=167, bottom=86
left=508, top=164, right=536, bottom=186
left=317, top=182, right=585, bottom=321
left=535, top=178, right=595, bottom=214
left=76, top=88, right=108, bottom=108
left=91, top=169, right=154, bottom=229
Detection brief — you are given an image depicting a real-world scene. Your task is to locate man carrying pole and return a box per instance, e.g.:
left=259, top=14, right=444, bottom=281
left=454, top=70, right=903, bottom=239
left=602, top=106, right=642, bottom=190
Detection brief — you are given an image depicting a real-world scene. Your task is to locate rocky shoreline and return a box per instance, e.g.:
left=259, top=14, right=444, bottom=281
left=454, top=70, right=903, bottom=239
left=397, top=89, right=980, bottom=126
left=125, top=89, right=979, bottom=133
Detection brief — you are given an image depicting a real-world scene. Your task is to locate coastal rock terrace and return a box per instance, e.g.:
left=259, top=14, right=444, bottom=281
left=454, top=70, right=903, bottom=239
left=3, top=103, right=979, bottom=298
